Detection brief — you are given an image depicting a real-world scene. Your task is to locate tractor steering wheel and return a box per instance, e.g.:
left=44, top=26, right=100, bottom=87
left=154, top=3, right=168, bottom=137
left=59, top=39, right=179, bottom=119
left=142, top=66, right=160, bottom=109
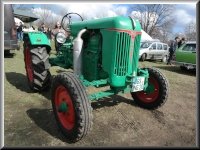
left=61, top=12, right=83, bottom=32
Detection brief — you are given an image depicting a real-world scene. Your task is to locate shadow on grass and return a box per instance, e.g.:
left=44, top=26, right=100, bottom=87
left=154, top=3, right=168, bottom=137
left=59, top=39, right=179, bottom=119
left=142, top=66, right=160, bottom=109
left=26, top=96, right=139, bottom=143
left=91, top=95, right=139, bottom=110
left=5, top=72, right=52, bottom=100
left=4, top=52, right=16, bottom=58
left=26, top=108, right=74, bottom=143
left=154, top=65, right=196, bottom=76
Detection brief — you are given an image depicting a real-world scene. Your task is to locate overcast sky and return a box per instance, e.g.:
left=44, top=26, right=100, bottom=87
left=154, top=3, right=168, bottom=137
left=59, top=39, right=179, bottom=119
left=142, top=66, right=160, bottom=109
left=17, top=3, right=196, bottom=34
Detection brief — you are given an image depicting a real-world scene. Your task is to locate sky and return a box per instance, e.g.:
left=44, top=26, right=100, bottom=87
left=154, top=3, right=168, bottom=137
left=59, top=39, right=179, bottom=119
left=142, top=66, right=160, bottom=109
left=14, top=3, right=196, bottom=35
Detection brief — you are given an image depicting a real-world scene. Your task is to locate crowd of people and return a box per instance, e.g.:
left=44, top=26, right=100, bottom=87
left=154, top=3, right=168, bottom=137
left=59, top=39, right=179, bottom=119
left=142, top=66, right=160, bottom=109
left=15, top=21, right=68, bottom=52
left=167, top=36, right=186, bottom=65
left=38, top=21, right=68, bottom=52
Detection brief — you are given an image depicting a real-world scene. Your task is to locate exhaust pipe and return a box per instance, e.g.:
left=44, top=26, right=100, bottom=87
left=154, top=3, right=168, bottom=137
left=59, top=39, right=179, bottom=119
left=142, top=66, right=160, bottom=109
left=73, top=29, right=87, bottom=76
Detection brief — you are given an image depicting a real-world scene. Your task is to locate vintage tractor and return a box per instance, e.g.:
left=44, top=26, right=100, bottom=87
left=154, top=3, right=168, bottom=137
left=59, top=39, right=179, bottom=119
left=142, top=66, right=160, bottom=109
left=23, top=13, right=169, bottom=142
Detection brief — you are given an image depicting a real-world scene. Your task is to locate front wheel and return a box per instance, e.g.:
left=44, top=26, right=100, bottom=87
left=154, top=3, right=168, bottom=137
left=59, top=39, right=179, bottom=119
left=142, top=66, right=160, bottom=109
left=131, top=68, right=169, bottom=109
left=51, top=72, right=93, bottom=142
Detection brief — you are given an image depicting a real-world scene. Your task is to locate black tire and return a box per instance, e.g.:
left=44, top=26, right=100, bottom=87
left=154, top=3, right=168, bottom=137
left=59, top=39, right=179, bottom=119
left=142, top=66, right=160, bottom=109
left=131, top=68, right=169, bottom=109
left=180, top=65, right=187, bottom=71
left=51, top=72, right=93, bottom=142
left=140, top=53, right=146, bottom=61
left=23, top=38, right=51, bottom=91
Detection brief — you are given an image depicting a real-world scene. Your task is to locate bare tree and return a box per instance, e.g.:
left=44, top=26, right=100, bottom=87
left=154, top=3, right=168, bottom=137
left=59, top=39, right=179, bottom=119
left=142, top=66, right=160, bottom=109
left=151, top=18, right=175, bottom=43
left=32, top=5, right=63, bottom=29
left=131, top=4, right=175, bottom=37
left=38, top=5, right=51, bottom=24
left=184, top=21, right=196, bottom=41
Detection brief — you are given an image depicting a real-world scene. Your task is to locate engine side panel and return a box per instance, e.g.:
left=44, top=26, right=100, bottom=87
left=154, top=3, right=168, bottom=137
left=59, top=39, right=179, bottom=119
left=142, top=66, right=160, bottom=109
left=82, top=31, right=108, bottom=81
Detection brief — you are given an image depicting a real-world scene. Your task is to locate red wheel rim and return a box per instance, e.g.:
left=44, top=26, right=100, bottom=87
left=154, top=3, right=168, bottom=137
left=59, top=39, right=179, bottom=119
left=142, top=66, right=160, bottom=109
left=55, top=85, right=75, bottom=130
left=25, top=45, right=34, bottom=82
left=135, top=76, right=159, bottom=103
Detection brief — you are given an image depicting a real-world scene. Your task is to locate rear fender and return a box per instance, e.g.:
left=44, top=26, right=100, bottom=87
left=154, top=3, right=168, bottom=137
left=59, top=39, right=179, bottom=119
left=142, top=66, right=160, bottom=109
left=23, top=32, right=51, bottom=53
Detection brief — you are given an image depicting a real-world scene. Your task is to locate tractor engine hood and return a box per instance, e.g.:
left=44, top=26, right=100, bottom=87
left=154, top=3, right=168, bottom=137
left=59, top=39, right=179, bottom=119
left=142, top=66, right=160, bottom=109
left=70, top=16, right=135, bottom=36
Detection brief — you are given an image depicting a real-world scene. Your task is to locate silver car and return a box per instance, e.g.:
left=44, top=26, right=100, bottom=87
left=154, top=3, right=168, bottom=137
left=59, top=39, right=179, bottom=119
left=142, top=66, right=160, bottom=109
left=139, top=41, right=169, bottom=62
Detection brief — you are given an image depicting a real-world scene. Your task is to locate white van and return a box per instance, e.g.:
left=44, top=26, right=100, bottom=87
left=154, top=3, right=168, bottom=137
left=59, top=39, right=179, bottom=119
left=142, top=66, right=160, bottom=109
left=139, top=41, right=169, bottom=62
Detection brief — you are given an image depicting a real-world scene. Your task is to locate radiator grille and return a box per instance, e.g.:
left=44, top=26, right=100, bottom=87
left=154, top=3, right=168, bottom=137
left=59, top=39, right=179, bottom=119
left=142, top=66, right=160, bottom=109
left=114, top=32, right=131, bottom=76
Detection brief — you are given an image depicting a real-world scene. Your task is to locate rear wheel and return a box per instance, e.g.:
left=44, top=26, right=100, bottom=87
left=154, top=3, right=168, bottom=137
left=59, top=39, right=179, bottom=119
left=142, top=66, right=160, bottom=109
left=51, top=72, right=93, bottom=142
left=23, top=39, right=51, bottom=91
left=131, top=68, right=169, bottom=109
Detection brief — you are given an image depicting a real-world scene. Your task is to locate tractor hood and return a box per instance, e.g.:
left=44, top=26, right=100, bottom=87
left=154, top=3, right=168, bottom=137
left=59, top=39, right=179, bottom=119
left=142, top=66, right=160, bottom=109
left=70, top=16, right=135, bottom=36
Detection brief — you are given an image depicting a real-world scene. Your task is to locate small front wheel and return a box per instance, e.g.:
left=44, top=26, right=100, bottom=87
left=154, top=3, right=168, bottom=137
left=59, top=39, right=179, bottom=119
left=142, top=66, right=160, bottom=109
left=51, top=72, right=93, bottom=142
left=131, top=68, right=169, bottom=109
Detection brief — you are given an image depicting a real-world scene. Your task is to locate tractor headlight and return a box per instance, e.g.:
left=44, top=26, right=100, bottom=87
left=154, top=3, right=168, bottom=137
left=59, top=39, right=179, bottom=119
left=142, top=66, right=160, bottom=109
left=56, top=32, right=66, bottom=44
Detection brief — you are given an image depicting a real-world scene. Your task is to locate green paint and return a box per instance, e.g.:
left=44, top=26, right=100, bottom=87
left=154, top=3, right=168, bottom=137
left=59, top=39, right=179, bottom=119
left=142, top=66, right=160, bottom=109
left=46, top=16, right=150, bottom=101
left=24, top=32, right=51, bottom=49
left=176, top=43, right=196, bottom=64
left=70, top=16, right=134, bottom=36
left=82, top=78, right=108, bottom=87
left=145, top=83, right=155, bottom=94
left=58, top=101, right=68, bottom=112
left=82, top=32, right=108, bottom=81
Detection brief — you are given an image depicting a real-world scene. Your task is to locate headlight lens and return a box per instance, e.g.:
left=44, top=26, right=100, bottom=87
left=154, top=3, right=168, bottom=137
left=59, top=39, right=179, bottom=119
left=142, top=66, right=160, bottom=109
left=56, top=32, right=66, bottom=44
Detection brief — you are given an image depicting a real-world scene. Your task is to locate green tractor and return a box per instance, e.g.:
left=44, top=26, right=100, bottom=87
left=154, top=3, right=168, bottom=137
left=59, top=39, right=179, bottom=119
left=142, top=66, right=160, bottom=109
left=23, top=13, right=169, bottom=142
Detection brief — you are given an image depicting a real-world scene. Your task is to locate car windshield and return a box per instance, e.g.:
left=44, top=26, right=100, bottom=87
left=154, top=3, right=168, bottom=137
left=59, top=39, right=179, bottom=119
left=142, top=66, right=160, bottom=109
left=182, top=43, right=196, bottom=52
left=140, top=42, right=152, bottom=48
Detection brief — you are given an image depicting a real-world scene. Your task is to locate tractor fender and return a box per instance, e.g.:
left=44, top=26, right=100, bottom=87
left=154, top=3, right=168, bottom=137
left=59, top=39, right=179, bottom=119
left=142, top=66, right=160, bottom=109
left=23, top=32, right=51, bottom=53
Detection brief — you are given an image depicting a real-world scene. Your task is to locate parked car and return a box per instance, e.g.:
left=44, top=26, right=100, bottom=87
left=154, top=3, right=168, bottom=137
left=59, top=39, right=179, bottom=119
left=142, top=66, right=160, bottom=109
left=4, top=4, right=19, bottom=53
left=175, top=41, right=196, bottom=70
left=139, top=41, right=169, bottom=62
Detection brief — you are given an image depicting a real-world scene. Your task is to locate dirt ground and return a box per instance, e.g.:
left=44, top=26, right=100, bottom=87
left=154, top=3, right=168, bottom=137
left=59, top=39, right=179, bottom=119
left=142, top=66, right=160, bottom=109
left=4, top=48, right=197, bottom=147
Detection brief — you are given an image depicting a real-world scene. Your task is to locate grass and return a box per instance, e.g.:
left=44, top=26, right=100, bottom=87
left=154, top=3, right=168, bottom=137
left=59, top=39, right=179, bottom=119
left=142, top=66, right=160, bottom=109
left=4, top=45, right=196, bottom=147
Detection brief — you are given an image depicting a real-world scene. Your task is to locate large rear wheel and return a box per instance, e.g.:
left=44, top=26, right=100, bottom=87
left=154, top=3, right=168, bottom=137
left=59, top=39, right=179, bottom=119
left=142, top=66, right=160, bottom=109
left=23, top=38, right=51, bottom=91
left=51, top=72, right=93, bottom=142
left=131, top=68, right=169, bottom=109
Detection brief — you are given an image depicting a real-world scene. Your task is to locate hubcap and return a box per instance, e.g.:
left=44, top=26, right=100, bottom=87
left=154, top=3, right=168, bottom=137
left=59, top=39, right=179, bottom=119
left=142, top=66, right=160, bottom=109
left=58, top=101, right=68, bottom=112
left=136, top=76, right=159, bottom=103
left=55, top=85, right=75, bottom=130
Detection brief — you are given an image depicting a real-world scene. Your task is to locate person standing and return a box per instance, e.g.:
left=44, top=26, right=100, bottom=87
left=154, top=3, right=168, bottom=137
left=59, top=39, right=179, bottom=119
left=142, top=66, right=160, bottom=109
left=51, top=21, right=68, bottom=52
left=38, top=23, right=47, bottom=34
left=180, top=37, right=186, bottom=45
left=178, top=37, right=186, bottom=48
left=167, top=37, right=180, bottom=65
left=46, top=27, right=52, bottom=42
left=17, top=22, right=23, bottom=41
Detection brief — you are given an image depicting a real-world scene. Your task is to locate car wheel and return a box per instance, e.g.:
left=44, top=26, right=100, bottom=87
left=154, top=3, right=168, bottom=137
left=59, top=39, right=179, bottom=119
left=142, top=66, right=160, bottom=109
left=140, top=54, right=146, bottom=61
left=162, top=55, right=167, bottom=63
